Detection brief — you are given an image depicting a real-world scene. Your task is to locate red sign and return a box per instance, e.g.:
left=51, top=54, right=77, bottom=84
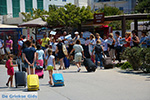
left=94, top=13, right=104, bottom=24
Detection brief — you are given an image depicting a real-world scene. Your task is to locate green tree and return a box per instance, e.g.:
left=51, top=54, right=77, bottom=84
left=135, top=0, right=150, bottom=13
left=21, top=8, right=47, bottom=22
left=44, top=3, right=93, bottom=31
left=95, top=5, right=123, bottom=16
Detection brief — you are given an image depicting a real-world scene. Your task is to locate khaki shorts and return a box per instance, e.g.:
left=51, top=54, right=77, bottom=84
left=75, top=54, right=82, bottom=63
left=0, top=48, right=5, bottom=55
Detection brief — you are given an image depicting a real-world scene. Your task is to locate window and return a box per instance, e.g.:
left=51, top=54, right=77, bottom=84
left=25, top=0, right=33, bottom=13
left=0, top=0, right=7, bottom=15
left=119, top=7, right=124, bottom=11
left=37, top=0, right=43, bottom=10
left=12, top=0, right=20, bottom=17
left=62, top=0, right=66, bottom=1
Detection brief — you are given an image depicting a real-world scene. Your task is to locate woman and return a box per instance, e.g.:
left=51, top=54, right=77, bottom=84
left=23, top=40, right=36, bottom=75
left=115, top=31, right=122, bottom=63
left=95, top=33, right=104, bottom=45
left=89, top=34, right=96, bottom=62
left=140, top=31, right=147, bottom=48
left=131, top=30, right=140, bottom=47
left=124, top=32, right=131, bottom=48
left=55, top=38, right=65, bottom=70
left=36, top=44, right=44, bottom=66
left=92, top=40, right=104, bottom=69
left=70, top=40, right=85, bottom=72
left=108, top=33, right=116, bottom=63
left=6, top=36, right=13, bottom=54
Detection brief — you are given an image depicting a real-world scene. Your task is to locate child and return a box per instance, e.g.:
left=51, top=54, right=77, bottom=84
left=92, top=40, right=104, bottom=69
left=45, top=49, right=56, bottom=85
left=5, top=54, right=17, bottom=87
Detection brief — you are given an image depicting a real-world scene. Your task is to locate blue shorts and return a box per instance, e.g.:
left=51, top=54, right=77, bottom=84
left=24, top=63, right=35, bottom=68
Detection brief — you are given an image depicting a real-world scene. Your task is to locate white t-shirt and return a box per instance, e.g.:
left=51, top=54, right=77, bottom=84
left=46, top=55, right=55, bottom=68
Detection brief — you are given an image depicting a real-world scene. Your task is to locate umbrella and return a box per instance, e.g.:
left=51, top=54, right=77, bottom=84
left=18, top=18, right=47, bottom=27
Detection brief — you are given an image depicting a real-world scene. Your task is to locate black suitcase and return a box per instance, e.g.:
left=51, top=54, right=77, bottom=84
left=102, top=57, right=113, bottom=69
left=15, top=59, right=27, bottom=88
left=83, top=58, right=97, bottom=72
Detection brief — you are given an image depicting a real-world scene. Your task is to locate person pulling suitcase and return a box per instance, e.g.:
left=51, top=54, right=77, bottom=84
left=5, top=54, right=17, bottom=87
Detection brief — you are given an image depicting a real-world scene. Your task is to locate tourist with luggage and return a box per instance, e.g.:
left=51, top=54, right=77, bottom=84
left=36, top=44, right=44, bottom=67
left=5, top=54, right=17, bottom=87
left=115, top=31, right=122, bottom=63
left=108, top=33, right=116, bottom=63
left=45, top=49, right=56, bottom=85
left=103, top=35, right=109, bottom=57
left=92, top=40, right=104, bottom=69
left=23, top=40, right=36, bottom=75
left=69, top=40, right=85, bottom=72
left=55, top=38, right=65, bottom=70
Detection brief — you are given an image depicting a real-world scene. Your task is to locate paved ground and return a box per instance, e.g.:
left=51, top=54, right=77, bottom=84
left=0, top=64, right=150, bottom=100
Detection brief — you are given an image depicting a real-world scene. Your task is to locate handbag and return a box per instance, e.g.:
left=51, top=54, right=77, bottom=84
left=35, top=63, right=43, bottom=70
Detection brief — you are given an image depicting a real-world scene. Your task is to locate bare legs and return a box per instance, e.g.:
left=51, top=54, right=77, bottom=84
left=48, top=70, right=53, bottom=85
left=76, top=62, right=81, bottom=72
left=6, top=75, right=13, bottom=87
left=26, top=68, right=35, bottom=75
left=59, top=58, right=65, bottom=70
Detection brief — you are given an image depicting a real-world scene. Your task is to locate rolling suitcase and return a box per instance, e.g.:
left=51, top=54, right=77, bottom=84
left=52, top=72, right=64, bottom=86
left=102, top=56, right=113, bottom=69
left=83, top=58, right=97, bottom=72
left=35, top=69, right=44, bottom=79
left=63, top=57, right=70, bottom=69
left=35, top=64, right=44, bottom=78
left=27, top=65, right=39, bottom=91
left=15, top=59, right=26, bottom=88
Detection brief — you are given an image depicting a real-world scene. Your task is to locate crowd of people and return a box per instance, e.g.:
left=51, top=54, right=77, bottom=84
left=2, top=30, right=150, bottom=86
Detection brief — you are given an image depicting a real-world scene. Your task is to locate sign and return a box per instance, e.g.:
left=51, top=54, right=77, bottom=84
left=50, top=31, right=56, bottom=35
left=106, top=37, right=113, bottom=45
left=0, top=92, right=38, bottom=100
left=94, top=13, right=104, bottom=24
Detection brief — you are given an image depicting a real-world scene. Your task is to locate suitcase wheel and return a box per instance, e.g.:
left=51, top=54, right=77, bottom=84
left=16, top=86, right=18, bottom=88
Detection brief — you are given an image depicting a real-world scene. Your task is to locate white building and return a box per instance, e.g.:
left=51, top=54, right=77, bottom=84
left=0, top=0, right=75, bottom=24
left=91, top=0, right=137, bottom=13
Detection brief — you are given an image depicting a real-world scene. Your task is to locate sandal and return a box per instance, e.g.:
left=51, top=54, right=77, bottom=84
left=59, top=67, right=61, bottom=70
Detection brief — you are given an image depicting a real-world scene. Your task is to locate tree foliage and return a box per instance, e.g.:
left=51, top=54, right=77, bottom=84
left=21, top=8, right=47, bottom=22
left=95, top=5, right=123, bottom=16
left=135, top=0, right=150, bottom=13
left=43, top=3, right=93, bottom=28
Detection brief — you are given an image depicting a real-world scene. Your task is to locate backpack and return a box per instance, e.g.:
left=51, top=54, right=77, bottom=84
left=62, top=44, right=68, bottom=56
left=21, top=40, right=27, bottom=50
left=95, top=44, right=102, bottom=54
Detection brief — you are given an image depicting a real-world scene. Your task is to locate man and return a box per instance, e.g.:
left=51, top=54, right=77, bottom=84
left=0, top=38, right=5, bottom=63
left=30, top=36, right=35, bottom=44
left=41, top=34, right=50, bottom=50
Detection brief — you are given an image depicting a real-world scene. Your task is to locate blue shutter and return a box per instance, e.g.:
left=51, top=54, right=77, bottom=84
left=37, top=0, right=43, bottom=10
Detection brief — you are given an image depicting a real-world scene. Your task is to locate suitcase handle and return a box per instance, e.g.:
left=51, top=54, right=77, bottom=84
left=16, top=59, right=23, bottom=72
left=28, top=64, right=35, bottom=75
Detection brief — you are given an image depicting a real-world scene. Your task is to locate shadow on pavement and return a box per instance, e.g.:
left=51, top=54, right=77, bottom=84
left=118, top=70, right=150, bottom=77
left=0, top=87, right=9, bottom=89
left=62, top=71, right=77, bottom=73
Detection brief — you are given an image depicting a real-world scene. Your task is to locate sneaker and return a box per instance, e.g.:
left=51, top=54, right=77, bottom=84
left=6, top=83, right=9, bottom=87
left=77, top=68, right=81, bottom=72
